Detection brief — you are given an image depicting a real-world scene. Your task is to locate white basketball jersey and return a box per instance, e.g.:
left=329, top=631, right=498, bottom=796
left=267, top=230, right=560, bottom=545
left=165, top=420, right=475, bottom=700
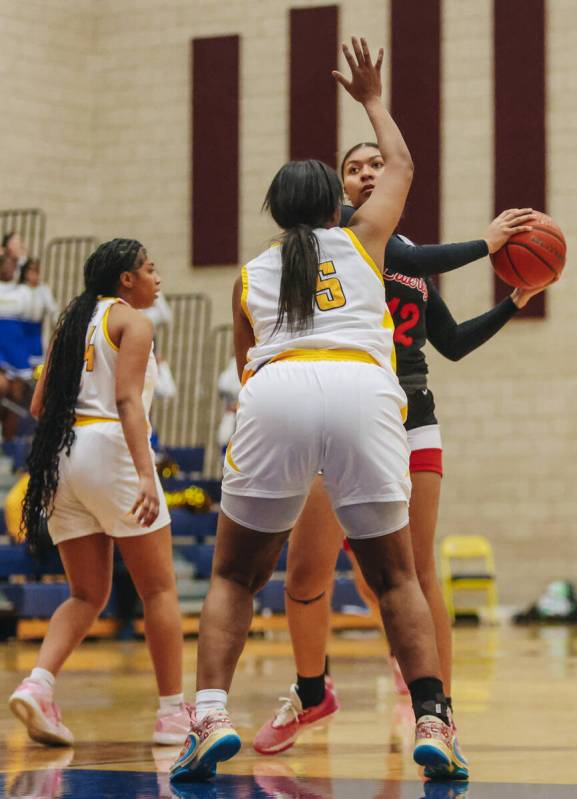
left=241, top=227, right=395, bottom=382
left=76, top=298, right=158, bottom=421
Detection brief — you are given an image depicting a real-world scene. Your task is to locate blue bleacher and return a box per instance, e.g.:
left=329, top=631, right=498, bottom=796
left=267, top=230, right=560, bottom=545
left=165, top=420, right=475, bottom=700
left=169, top=508, right=218, bottom=539
left=0, top=543, right=63, bottom=580
left=166, top=447, right=205, bottom=474
left=2, top=582, right=116, bottom=619
left=177, top=544, right=214, bottom=579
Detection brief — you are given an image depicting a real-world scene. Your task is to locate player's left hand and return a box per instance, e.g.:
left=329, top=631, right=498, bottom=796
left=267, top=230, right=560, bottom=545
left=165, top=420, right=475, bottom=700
left=511, top=275, right=560, bottom=308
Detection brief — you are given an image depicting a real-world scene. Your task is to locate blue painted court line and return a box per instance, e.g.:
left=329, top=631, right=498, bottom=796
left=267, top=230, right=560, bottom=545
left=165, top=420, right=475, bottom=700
left=0, top=771, right=575, bottom=799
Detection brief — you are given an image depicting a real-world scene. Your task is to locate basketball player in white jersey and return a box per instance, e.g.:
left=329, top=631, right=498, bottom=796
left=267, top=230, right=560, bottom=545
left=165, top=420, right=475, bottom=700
left=170, top=38, right=465, bottom=783
left=8, top=240, right=190, bottom=747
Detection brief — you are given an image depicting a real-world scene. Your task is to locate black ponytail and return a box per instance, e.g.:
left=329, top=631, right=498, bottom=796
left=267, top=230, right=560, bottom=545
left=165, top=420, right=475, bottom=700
left=22, top=238, right=143, bottom=549
left=264, top=159, right=343, bottom=333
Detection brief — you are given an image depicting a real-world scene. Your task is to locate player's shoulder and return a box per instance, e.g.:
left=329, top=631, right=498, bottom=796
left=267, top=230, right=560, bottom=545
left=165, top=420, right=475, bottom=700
left=109, top=301, right=153, bottom=333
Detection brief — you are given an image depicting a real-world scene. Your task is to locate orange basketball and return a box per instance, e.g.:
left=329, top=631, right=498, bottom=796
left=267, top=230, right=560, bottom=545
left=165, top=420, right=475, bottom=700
left=490, top=211, right=566, bottom=288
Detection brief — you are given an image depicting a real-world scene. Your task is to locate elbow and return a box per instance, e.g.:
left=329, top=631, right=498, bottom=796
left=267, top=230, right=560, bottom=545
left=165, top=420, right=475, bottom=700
left=116, top=395, right=141, bottom=417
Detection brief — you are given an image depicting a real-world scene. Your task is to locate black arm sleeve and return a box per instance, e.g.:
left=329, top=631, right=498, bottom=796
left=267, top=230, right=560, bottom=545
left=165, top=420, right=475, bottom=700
left=340, top=204, right=489, bottom=277
left=384, top=235, right=489, bottom=277
left=426, top=282, right=519, bottom=362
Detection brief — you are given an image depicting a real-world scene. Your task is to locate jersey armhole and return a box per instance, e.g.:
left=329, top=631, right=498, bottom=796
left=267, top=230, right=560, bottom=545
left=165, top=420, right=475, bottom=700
left=102, top=301, right=121, bottom=352
left=341, top=228, right=384, bottom=286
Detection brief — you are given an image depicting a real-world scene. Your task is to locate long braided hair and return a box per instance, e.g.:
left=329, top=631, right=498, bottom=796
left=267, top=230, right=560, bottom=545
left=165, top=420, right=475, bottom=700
left=22, top=238, right=144, bottom=549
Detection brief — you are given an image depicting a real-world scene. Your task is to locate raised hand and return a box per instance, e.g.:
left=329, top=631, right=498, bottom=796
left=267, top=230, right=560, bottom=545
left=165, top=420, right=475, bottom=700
left=332, top=36, right=384, bottom=105
left=484, top=208, right=536, bottom=254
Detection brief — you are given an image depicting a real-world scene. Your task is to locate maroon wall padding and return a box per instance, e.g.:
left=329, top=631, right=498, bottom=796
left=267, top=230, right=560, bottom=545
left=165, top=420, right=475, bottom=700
left=290, top=6, right=338, bottom=168
left=390, top=0, right=441, bottom=254
left=494, top=0, right=546, bottom=317
left=192, top=36, right=239, bottom=266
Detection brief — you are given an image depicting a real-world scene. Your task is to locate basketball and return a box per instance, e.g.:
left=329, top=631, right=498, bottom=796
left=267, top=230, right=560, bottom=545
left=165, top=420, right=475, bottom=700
left=490, top=211, right=566, bottom=288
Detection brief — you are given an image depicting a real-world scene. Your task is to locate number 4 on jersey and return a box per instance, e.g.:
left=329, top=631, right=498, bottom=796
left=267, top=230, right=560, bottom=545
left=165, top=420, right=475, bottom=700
left=84, top=325, right=96, bottom=372
left=316, top=261, right=346, bottom=311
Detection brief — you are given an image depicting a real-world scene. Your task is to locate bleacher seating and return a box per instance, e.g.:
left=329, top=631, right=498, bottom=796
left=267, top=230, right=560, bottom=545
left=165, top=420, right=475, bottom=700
left=166, top=446, right=205, bottom=475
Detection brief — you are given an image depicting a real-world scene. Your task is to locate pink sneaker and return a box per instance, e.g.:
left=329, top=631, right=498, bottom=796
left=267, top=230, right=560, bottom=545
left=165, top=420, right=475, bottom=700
left=390, top=656, right=409, bottom=696
left=9, top=679, right=73, bottom=746
left=253, top=682, right=339, bottom=755
left=153, top=703, right=194, bottom=745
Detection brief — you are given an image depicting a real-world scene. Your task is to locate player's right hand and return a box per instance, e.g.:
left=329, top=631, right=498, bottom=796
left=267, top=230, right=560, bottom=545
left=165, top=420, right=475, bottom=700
left=484, top=208, right=535, bottom=254
left=131, top=475, right=160, bottom=527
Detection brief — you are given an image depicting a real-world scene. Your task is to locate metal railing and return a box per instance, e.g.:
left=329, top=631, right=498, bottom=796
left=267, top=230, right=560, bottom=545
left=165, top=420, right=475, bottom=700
left=0, top=209, right=46, bottom=259
left=43, top=237, right=99, bottom=312
left=152, top=294, right=212, bottom=448
left=202, top=324, right=235, bottom=478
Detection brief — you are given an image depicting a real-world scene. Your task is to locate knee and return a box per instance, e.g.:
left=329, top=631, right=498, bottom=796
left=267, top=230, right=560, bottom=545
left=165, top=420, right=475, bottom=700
left=138, top=580, right=177, bottom=603
left=215, top=562, right=271, bottom=595
left=70, top=584, right=111, bottom=616
left=285, top=561, right=331, bottom=599
left=362, top=563, right=416, bottom=600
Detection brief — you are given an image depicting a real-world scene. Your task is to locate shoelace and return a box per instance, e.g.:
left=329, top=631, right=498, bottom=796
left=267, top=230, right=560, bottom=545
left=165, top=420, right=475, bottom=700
left=273, top=693, right=301, bottom=728
left=200, top=708, right=232, bottom=733
left=417, top=717, right=450, bottom=742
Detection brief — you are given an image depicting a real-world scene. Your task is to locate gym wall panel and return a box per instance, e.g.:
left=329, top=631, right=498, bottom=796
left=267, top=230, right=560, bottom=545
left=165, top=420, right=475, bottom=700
left=493, top=0, right=546, bottom=316
left=192, top=35, right=240, bottom=266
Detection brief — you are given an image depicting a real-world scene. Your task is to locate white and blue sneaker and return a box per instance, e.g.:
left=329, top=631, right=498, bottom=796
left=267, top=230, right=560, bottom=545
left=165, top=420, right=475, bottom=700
left=170, top=708, right=241, bottom=782
left=414, top=715, right=469, bottom=781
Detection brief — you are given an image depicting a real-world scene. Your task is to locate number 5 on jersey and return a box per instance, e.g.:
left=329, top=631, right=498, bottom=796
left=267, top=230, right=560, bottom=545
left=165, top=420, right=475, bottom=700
left=84, top=325, right=96, bottom=372
left=316, top=261, right=346, bottom=311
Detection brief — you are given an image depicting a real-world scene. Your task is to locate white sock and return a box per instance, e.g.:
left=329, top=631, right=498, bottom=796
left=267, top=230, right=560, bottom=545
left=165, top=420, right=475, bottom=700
left=29, top=667, right=55, bottom=692
left=158, top=692, right=184, bottom=715
left=196, top=689, right=228, bottom=722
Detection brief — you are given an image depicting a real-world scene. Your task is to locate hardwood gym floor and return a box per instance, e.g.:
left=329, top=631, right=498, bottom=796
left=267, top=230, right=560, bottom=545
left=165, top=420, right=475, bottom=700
left=0, top=624, right=576, bottom=797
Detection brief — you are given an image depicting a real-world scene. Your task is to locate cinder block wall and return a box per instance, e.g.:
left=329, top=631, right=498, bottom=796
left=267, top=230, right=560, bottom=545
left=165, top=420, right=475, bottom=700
left=2, top=0, right=576, bottom=604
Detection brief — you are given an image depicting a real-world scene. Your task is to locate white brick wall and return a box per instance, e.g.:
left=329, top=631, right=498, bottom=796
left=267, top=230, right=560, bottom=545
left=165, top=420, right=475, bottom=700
left=0, top=0, right=95, bottom=242
left=2, top=0, right=576, bottom=604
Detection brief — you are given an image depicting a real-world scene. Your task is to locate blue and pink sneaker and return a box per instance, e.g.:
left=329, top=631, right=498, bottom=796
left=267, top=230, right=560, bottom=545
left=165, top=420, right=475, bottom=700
left=169, top=708, right=241, bottom=782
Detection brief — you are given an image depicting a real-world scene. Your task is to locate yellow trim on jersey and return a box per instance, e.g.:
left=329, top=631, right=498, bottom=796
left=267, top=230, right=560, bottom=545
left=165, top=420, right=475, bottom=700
left=241, top=367, right=255, bottom=386
left=382, top=306, right=397, bottom=372
left=102, top=302, right=120, bottom=352
left=271, top=349, right=380, bottom=365
left=401, top=405, right=408, bottom=423
left=74, top=415, right=120, bottom=426
left=342, top=227, right=384, bottom=285
left=240, top=266, right=255, bottom=329
left=226, top=441, right=241, bottom=472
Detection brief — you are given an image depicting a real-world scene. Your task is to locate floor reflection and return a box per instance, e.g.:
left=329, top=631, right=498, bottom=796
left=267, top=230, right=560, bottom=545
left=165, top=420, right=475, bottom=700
left=3, top=770, right=576, bottom=799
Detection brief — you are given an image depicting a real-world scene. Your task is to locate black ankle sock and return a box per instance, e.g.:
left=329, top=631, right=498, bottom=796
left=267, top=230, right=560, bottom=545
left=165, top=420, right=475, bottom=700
left=408, top=677, right=450, bottom=726
left=296, top=673, right=325, bottom=709
left=324, top=656, right=330, bottom=676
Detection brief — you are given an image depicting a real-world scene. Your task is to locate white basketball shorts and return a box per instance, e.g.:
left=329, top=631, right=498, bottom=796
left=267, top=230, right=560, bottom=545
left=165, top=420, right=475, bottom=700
left=48, top=422, right=170, bottom=545
left=222, top=360, right=411, bottom=509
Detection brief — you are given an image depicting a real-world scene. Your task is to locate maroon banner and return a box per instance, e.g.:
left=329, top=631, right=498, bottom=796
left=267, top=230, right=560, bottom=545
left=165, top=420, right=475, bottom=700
left=494, top=0, right=546, bottom=317
left=290, top=6, right=339, bottom=168
left=390, top=0, right=441, bottom=251
left=192, top=36, right=239, bottom=266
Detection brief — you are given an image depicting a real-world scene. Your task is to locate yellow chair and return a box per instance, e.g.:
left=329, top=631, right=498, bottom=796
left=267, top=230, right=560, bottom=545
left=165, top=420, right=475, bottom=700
left=440, top=535, right=498, bottom=623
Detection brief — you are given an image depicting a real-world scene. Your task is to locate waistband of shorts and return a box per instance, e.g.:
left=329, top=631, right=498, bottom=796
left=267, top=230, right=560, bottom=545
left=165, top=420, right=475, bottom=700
left=269, top=349, right=381, bottom=366
left=74, top=415, right=120, bottom=427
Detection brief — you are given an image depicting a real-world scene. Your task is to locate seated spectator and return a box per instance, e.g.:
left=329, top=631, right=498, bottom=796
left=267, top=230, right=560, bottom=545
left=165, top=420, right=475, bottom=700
left=0, top=255, right=36, bottom=441
left=1, top=231, right=28, bottom=276
left=19, top=258, right=59, bottom=369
